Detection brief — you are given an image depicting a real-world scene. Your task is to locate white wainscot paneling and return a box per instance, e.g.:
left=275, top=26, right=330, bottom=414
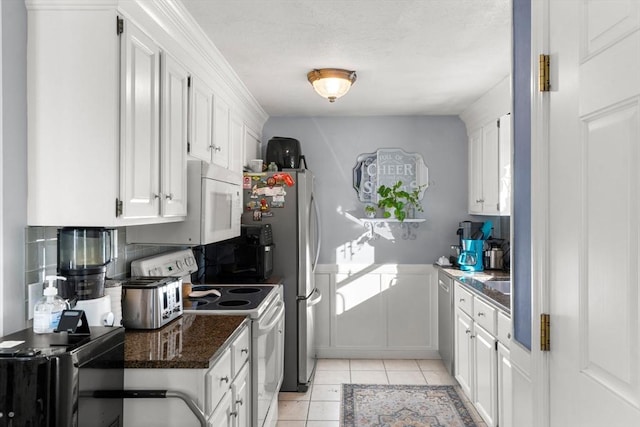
left=314, top=264, right=439, bottom=359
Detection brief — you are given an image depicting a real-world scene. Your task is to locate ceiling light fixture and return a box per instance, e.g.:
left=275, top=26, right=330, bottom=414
left=307, top=68, right=357, bottom=103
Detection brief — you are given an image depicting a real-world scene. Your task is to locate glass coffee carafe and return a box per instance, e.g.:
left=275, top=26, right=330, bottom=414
left=57, top=227, right=112, bottom=300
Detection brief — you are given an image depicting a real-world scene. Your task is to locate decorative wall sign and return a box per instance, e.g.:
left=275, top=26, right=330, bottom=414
left=353, top=148, right=429, bottom=203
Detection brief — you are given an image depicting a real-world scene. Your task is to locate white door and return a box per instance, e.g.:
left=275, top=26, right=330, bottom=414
left=548, top=0, right=640, bottom=425
left=120, top=20, right=160, bottom=219
left=474, top=324, right=497, bottom=427
left=468, top=128, right=484, bottom=214
left=160, top=53, right=189, bottom=217
left=481, top=120, right=500, bottom=215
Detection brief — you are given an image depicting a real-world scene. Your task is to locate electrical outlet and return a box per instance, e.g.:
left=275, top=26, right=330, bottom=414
left=28, top=283, right=43, bottom=320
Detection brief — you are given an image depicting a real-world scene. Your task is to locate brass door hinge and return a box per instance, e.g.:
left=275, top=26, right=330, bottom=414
left=539, top=54, right=550, bottom=92
left=116, top=198, right=123, bottom=217
left=540, top=313, right=550, bottom=351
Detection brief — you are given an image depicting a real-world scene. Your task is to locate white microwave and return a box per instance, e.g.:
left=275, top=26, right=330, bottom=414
left=126, top=161, right=241, bottom=245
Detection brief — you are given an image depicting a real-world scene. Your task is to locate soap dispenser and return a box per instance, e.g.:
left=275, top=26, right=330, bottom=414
left=33, top=276, right=69, bottom=334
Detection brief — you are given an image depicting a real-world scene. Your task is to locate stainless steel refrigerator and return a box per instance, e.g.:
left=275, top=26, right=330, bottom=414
left=241, top=168, right=321, bottom=392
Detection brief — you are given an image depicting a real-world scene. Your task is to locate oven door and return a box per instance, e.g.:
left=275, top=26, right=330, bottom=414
left=253, top=297, right=285, bottom=427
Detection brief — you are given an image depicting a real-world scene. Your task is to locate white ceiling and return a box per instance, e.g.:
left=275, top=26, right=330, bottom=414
left=180, top=0, right=511, bottom=117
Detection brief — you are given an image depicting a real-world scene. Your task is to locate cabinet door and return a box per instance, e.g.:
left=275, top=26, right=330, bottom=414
left=497, top=342, right=512, bottom=427
left=208, top=392, right=233, bottom=427
left=212, top=95, right=230, bottom=169
left=454, top=308, right=474, bottom=399
left=468, top=129, right=484, bottom=214
left=244, top=126, right=261, bottom=170
left=497, top=113, right=512, bottom=215
left=481, top=120, right=500, bottom=215
left=120, top=20, right=161, bottom=219
left=232, top=363, right=250, bottom=427
left=161, top=53, right=189, bottom=217
left=474, top=323, right=498, bottom=427
left=229, top=113, right=244, bottom=174
left=188, top=75, right=213, bottom=162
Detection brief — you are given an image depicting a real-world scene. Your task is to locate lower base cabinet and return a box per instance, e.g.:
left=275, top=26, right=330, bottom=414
left=124, top=323, right=250, bottom=427
left=453, top=282, right=511, bottom=427
left=209, top=362, right=250, bottom=427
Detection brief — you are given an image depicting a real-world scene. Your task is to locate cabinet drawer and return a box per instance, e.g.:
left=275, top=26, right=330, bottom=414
left=474, top=297, right=497, bottom=335
left=497, top=311, right=512, bottom=346
left=231, top=325, right=250, bottom=377
left=205, top=348, right=231, bottom=416
left=455, top=283, right=474, bottom=316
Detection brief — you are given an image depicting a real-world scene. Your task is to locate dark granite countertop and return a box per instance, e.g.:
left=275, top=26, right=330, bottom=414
left=436, top=265, right=511, bottom=313
left=124, top=314, right=247, bottom=369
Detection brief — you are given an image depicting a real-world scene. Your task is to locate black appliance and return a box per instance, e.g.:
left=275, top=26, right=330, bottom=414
left=266, top=136, right=306, bottom=170
left=205, top=224, right=274, bottom=282
left=57, top=227, right=113, bottom=301
left=0, top=326, right=124, bottom=427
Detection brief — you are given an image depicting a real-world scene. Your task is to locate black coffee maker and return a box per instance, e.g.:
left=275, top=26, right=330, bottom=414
left=57, top=227, right=113, bottom=300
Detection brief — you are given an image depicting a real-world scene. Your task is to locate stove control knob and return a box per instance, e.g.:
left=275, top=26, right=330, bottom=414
left=176, top=260, right=184, bottom=271
left=185, top=256, right=194, bottom=266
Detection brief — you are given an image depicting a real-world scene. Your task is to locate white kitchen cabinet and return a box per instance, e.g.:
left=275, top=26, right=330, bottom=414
left=455, top=307, right=474, bottom=398
left=244, top=126, right=262, bottom=170
left=453, top=281, right=511, bottom=427
left=232, top=363, right=251, bottom=427
left=212, top=95, right=231, bottom=169
left=120, top=20, right=161, bottom=219
left=124, top=322, right=250, bottom=427
left=229, top=113, right=245, bottom=174
left=160, top=53, right=189, bottom=217
left=26, top=5, right=190, bottom=226
left=474, top=323, right=498, bottom=427
left=188, top=75, right=214, bottom=162
left=469, top=116, right=508, bottom=215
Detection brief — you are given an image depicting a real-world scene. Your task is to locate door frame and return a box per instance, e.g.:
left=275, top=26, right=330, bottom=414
left=530, top=0, right=551, bottom=425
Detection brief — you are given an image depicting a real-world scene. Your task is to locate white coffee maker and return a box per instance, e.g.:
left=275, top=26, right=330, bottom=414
left=57, top=227, right=114, bottom=326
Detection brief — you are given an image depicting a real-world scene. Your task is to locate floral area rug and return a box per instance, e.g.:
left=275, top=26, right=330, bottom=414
left=341, top=384, right=478, bottom=427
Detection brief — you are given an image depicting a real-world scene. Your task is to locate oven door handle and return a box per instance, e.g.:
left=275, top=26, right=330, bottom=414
left=258, top=301, right=285, bottom=335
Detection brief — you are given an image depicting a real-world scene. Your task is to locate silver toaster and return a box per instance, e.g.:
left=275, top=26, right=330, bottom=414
left=121, top=276, right=183, bottom=329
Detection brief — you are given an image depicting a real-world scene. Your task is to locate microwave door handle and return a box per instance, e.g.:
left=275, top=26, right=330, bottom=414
left=311, top=193, right=321, bottom=271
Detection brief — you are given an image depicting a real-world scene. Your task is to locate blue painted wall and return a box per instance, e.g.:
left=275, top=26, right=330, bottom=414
left=513, top=0, right=532, bottom=350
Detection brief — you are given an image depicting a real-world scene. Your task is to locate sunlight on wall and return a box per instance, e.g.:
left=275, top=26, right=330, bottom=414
left=334, top=264, right=400, bottom=315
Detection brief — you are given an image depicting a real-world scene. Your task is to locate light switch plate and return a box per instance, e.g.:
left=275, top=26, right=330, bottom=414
left=28, top=283, right=42, bottom=320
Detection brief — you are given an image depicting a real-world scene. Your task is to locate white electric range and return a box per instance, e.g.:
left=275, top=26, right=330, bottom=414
left=130, top=249, right=284, bottom=427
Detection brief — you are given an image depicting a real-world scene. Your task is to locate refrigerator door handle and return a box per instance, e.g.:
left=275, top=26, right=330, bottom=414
left=311, top=193, right=321, bottom=271
left=307, top=288, right=322, bottom=307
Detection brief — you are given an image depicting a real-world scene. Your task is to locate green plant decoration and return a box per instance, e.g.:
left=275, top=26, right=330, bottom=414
left=377, top=180, right=425, bottom=222
left=364, top=204, right=377, bottom=218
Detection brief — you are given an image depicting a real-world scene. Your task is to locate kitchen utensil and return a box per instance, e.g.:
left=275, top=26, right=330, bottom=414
left=481, top=221, right=493, bottom=240
left=189, top=289, right=221, bottom=298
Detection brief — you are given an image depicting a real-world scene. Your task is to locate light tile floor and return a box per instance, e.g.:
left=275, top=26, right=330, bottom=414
left=276, top=358, right=487, bottom=427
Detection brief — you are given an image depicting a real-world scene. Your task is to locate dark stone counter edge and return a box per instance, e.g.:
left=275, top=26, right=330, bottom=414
left=436, top=265, right=511, bottom=315
left=124, top=316, right=249, bottom=370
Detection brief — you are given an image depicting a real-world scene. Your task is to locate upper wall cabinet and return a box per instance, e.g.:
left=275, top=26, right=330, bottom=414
left=160, top=53, right=190, bottom=217
left=468, top=114, right=511, bottom=215
left=188, top=75, right=214, bottom=163
left=460, top=76, right=512, bottom=216
left=26, top=0, right=268, bottom=227
left=26, top=9, right=185, bottom=226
